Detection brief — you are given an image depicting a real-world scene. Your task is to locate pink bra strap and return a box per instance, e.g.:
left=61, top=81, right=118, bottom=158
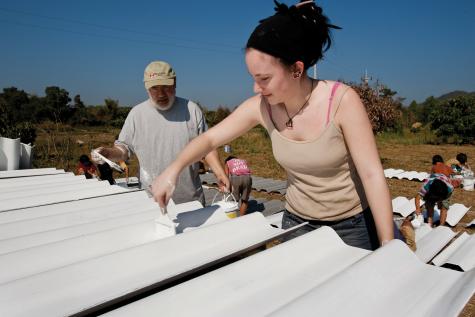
left=326, top=82, right=341, bottom=126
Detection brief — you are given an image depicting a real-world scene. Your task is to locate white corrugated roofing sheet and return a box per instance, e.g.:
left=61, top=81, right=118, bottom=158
left=103, top=227, right=475, bottom=317
left=0, top=168, right=473, bottom=316
left=0, top=167, right=65, bottom=178
left=393, top=170, right=430, bottom=181
left=415, top=225, right=457, bottom=263
left=392, top=196, right=424, bottom=217
left=432, top=232, right=475, bottom=271
left=0, top=213, right=288, bottom=317
left=384, top=168, right=404, bottom=177
left=392, top=196, right=469, bottom=227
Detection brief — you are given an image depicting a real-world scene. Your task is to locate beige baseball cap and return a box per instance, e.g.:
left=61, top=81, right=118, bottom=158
left=143, top=61, right=176, bottom=89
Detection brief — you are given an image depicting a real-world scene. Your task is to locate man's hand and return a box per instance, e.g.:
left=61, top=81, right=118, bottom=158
left=91, top=146, right=127, bottom=163
left=91, top=147, right=107, bottom=164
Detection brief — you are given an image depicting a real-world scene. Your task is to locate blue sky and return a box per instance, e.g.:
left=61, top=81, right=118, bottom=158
left=0, top=0, right=474, bottom=109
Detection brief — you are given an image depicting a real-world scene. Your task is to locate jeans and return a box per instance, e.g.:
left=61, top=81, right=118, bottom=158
left=281, top=208, right=379, bottom=251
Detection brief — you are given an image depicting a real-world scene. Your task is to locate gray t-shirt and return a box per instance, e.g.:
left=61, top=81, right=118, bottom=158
left=115, top=97, right=207, bottom=204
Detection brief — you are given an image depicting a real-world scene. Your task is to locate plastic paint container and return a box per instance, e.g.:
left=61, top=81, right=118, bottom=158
left=463, top=177, right=474, bottom=191
left=211, top=192, right=239, bottom=218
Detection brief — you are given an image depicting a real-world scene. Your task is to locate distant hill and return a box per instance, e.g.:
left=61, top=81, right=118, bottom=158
left=437, top=90, right=475, bottom=100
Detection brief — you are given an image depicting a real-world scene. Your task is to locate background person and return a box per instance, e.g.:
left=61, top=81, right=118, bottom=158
left=415, top=173, right=454, bottom=227
left=430, top=154, right=453, bottom=177
left=76, top=154, right=98, bottom=179
left=151, top=0, right=394, bottom=250
left=94, top=60, right=228, bottom=205
left=447, top=153, right=472, bottom=174
left=224, top=155, right=252, bottom=216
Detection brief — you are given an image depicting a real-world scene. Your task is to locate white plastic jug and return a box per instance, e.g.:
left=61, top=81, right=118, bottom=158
left=211, top=192, right=239, bottom=218
left=463, top=177, right=474, bottom=191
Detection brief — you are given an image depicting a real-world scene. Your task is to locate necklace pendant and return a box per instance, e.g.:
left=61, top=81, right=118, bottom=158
left=285, top=118, right=293, bottom=128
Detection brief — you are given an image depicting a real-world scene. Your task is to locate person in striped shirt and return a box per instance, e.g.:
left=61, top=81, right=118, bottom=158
left=415, top=173, right=454, bottom=227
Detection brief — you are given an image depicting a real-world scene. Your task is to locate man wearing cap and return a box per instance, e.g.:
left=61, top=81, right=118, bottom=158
left=94, top=61, right=228, bottom=205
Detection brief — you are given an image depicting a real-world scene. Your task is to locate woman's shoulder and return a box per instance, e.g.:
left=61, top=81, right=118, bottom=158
left=232, top=94, right=264, bottom=115
left=318, top=79, right=351, bottom=91
left=230, top=94, right=268, bottom=127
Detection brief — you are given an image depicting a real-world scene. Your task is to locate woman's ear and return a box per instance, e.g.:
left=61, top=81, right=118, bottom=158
left=291, top=61, right=305, bottom=78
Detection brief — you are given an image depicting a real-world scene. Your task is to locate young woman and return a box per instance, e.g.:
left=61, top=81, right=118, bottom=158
left=152, top=0, right=394, bottom=249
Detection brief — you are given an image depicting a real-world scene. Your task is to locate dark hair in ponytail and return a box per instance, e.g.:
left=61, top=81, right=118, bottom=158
left=246, top=0, right=341, bottom=69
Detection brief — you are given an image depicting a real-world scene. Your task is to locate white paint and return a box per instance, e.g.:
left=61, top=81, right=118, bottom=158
left=0, top=219, right=174, bottom=284
left=415, top=226, right=457, bottom=263
left=432, top=232, right=475, bottom=271
left=0, top=213, right=285, bottom=317
left=0, top=167, right=65, bottom=178
left=269, top=240, right=475, bottom=317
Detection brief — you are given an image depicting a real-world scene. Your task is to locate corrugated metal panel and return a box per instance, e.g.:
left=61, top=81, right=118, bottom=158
left=445, top=204, right=471, bottom=226
left=432, top=232, right=475, bottom=271
left=421, top=203, right=471, bottom=227
left=266, top=211, right=283, bottom=228
left=0, top=213, right=292, bottom=317
left=0, top=190, right=165, bottom=253
left=0, top=218, right=173, bottom=284
left=0, top=178, right=130, bottom=212
left=103, top=227, right=475, bottom=317
left=0, top=172, right=78, bottom=188
left=0, top=169, right=473, bottom=316
left=415, top=225, right=457, bottom=263
left=0, top=167, right=65, bottom=178
left=103, top=226, right=370, bottom=317
left=0, top=190, right=150, bottom=225
left=392, top=196, right=469, bottom=227
left=384, top=168, right=404, bottom=178
left=169, top=204, right=231, bottom=233
left=385, top=169, right=429, bottom=181
left=200, top=173, right=287, bottom=195
left=269, top=241, right=475, bottom=317
left=392, top=196, right=424, bottom=217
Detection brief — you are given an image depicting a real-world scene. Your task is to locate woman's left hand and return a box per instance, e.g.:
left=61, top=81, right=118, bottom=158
left=217, top=173, right=231, bottom=193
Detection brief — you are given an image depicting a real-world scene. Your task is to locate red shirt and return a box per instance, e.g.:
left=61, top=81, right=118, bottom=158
left=77, top=162, right=97, bottom=175
left=431, top=162, right=453, bottom=177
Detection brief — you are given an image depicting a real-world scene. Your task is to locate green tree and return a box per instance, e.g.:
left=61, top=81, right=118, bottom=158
left=69, top=94, right=89, bottom=126
left=428, top=96, right=475, bottom=144
left=417, top=96, right=438, bottom=124
left=0, top=87, right=37, bottom=144
left=104, top=98, right=119, bottom=120
left=0, top=87, right=31, bottom=123
left=41, top=86, right=72, bottom=122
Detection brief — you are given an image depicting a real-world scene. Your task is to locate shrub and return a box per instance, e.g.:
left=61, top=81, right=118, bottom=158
left=428, top=96, right=475, bottom=144
left=351, top=83, right=401, bottom=133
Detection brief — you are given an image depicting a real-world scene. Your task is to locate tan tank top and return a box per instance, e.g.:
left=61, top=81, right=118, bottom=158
left=266, top=82, right=368, bottom=221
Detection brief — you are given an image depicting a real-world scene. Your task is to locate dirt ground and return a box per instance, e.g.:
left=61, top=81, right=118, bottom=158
left=378, top=143, right=475, bottom=235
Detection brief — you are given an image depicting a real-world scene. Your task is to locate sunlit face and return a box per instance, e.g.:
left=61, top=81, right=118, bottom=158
left=148, top=83, right=176, bottom=110
left=245, top=48, right=295, bottom=105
